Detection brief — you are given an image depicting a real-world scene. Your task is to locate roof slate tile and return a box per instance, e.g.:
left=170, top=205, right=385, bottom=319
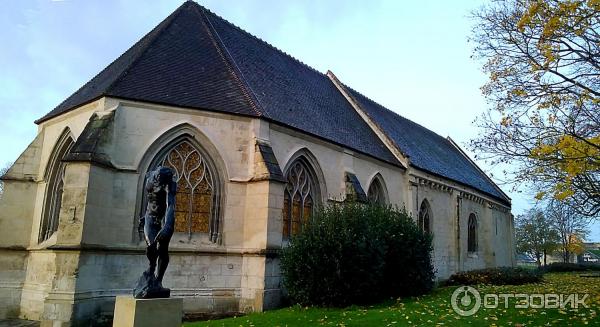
left=346, top=87, right=510, bottom=203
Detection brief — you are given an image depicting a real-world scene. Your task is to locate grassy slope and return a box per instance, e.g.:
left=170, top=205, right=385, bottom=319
left=185, top=273, right=600, bottom=326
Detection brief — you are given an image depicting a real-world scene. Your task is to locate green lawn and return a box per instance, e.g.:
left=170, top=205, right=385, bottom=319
left=185, top=272, right=600, bottom=326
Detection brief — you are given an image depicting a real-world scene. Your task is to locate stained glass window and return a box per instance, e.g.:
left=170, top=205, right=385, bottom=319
left=367, top=176, right=386, bottom=205
left=150, top=139, right=220, bottom=241
left=418, top=199, right=431, bottom=234
left=40, top=132, right=74, bottom=243
left=282, top=158, right=317, bottom=239
left=468, top=213, right=478, bottom=252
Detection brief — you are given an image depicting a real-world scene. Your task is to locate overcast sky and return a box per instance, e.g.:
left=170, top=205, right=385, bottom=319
left=1, top=0, right=598, bottom=241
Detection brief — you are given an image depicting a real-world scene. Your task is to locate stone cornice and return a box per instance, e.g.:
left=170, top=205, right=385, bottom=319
left=460, top=191, right=486, bottom=205
left=416, top=176, right=454, bottom=194
left=488, top=202, right=510, bottom=213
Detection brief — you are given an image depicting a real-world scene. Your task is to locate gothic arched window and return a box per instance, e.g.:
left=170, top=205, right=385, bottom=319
left=418, top=199, right=432, bottom=234
left=148, top=138, right=221, bottom=242
left=282, top=157, right=319, bottom=239
left=468, top=213, right=478, bottom=252
left=40, top=131, right=74, bottom=243
left=367, top=175, right=387, bottom=205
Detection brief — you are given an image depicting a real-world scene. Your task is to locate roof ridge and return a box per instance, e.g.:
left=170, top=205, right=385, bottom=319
left=34, top=2, right=190, bottom=124
left=198, top=4, right=324, bottom=78
left=104, top=2, right=189, bottom=95
left=195, top=4, right=264, bottom=117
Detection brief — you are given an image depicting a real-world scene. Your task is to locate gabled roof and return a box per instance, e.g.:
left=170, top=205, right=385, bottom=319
left=36, top=1, right=509, bottom=205
left=36, top=1, right=398, bottom=166
left=345, top=88, right=510, bottom=204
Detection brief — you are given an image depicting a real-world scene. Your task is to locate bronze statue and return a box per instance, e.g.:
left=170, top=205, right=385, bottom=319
left=134, top=166, right=177, bottom=299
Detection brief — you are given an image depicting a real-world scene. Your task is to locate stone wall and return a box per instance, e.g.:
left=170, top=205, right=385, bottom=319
left=70, top=251, right=244, bottom=324
left=268, top=124, right=407, bottom=206
left=408, top=171, right=514, bottom=279
left=411, top=181, right=458, bottom=279
left=0, top=250, right=27, bottom=318
left=460, top=197, right=488, bottom=271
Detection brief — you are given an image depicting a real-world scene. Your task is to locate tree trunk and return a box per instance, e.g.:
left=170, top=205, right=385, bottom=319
left=543, top=249, right=547, bottom=266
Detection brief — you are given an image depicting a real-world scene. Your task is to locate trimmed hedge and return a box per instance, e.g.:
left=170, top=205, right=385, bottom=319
left=279, top=203, right=435, bottom=307
left=541, top=262, right=600, bottom=273
left=444, top=267, right=543, bottom=286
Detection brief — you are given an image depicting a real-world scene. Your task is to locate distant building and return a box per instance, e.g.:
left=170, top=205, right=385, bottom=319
left=516, top=253, right=537, bottom=267
left=578, top=243, right=600, bottom=264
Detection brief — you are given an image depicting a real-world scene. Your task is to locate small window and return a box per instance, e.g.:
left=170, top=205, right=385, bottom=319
left=468, top=213, right=478, bottom=252
left=495, top=216, right=498, bottom=235
left=418, top=199, right=431, bottom=234
left=367, top=174, right=387, bottom=205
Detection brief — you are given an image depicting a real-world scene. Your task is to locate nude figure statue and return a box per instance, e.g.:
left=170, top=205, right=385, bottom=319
left=133, top=166, right=177, bottom=299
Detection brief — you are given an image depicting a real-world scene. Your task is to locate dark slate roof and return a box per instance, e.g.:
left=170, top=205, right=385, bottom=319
left=36, top=1, right=259, bottom=121
left=346, top=87, right=510, bottom=204
left=201, top=9, right=398, bottom=165
left=36, top=1, right=398, bottom=166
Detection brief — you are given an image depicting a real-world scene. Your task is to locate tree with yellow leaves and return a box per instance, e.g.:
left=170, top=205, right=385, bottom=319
left=470, top=0, right=600, bottom=216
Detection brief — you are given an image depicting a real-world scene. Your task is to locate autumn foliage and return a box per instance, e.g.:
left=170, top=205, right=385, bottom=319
left=470, top=0, right=600, bottom=216
left=444, top=267, right=543, bottom=286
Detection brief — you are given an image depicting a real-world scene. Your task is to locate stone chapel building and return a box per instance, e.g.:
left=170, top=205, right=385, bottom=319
left=0, top=1, right=515, bottom=325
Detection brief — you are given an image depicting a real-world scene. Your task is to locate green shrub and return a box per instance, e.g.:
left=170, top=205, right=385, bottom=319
left=541, top=262, right=600, bottom=273
left=279, top=203, right=434, bottom=307
left=444, top=267, right=543, bottom=286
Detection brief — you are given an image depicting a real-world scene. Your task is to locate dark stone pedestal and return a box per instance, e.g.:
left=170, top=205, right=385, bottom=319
left=113, top=296, right=182, bottom=327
